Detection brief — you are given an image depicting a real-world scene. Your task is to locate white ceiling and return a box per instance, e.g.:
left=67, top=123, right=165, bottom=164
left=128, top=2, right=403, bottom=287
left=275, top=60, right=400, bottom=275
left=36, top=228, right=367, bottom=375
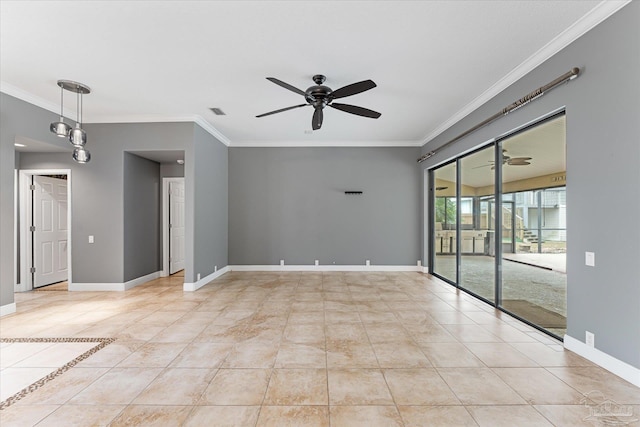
left=0, top=1, right=627, bottom=148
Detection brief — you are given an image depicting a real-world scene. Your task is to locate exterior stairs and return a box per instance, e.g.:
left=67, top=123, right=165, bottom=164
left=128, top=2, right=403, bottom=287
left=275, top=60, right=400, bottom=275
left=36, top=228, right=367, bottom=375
left=522, top=229, right=543, bottom=243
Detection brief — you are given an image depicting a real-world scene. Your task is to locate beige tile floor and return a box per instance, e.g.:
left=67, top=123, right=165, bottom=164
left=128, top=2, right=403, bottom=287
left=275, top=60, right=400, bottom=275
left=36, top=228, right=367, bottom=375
left=0, top=340, right=100, bottom=401
left=0, top=271, right=638, bottom=426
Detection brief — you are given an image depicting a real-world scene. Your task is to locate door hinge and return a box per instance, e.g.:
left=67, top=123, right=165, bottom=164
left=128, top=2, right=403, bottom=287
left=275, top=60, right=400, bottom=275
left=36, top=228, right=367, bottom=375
left=30, top=184, right=36, bottom=191
left=30, top=267, right=36, bottom=274
left=169, top=223, right=173, bottom=229
left=169, top=257, right=172, bottom=262
left=30, top=225, right=36, bottom=232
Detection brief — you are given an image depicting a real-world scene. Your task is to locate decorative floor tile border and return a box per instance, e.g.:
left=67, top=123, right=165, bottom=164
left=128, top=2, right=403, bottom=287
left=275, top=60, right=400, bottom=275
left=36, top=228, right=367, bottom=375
left=0, top=337, right=116, bottom=410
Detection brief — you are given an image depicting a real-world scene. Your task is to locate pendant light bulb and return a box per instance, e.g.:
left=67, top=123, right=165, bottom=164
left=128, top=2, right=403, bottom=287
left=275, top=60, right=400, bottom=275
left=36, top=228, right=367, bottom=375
left=68, top=89, right=87, bottom=146
left=73, top=147, right=91, bottom=163
left=69, top=123, right=87, bottom=146
left=50, top=84, right=71, bottom=137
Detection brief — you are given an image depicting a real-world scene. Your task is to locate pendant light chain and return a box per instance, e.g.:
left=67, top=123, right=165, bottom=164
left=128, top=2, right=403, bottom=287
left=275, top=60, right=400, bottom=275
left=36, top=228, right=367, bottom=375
left=60, top=85, right=64, bottom=120
left=76, top=90, right=80, bottom=125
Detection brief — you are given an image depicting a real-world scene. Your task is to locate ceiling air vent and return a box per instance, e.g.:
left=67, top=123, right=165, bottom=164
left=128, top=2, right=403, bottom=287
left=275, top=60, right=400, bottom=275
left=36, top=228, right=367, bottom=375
left=209, top=107, right=226, bottom=116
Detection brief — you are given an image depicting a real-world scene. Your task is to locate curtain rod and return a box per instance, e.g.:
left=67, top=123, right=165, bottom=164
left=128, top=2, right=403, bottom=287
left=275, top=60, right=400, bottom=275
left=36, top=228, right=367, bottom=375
left=417, top=67, right=580, bottom=164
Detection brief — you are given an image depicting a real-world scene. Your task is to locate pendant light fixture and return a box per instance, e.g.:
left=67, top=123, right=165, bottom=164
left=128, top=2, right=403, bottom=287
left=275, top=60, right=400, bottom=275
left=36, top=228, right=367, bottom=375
left=50, top=80, right=92, bottom=163
left=49, top=83, right=72, bottom=137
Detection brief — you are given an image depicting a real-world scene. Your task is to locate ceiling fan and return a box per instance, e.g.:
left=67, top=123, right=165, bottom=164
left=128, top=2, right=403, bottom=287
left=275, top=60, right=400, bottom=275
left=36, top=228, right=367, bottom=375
left=474, top=150, right=532, bottom=170
left=256, top=74, right=381, bottom=130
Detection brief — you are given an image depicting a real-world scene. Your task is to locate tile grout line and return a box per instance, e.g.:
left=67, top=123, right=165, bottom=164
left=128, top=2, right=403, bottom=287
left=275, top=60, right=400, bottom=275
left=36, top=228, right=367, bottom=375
left=254, top=271, right=300, bottom=425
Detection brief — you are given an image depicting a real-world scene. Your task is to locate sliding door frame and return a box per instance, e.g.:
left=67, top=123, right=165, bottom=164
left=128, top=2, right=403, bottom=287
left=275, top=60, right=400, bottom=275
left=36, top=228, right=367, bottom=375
left=428, top=109, right=566, bottom=339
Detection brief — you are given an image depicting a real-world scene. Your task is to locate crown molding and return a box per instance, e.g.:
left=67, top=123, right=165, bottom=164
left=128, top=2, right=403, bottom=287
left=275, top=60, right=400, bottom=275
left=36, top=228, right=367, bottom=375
left=0, top=83, right=232, bottom=146
left=1, top=81, right=76, bottom=118
left=420, top=0, right=631, bottom=147
left=0, top=88, right=414, bottom=147
left=83, top=114, right=232, bottom=146
left=193, top=116, right=231, bottom=146
left=230, top=140, right=423, bottom=148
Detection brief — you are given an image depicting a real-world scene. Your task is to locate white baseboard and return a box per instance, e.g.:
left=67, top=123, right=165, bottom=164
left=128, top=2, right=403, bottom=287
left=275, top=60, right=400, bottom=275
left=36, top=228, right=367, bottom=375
left=0, top=302, right=17, bottom=317
left=70, top=271, right=161, bottom=292
left=69, top=282, right=126, bottom=291
left=184, top=266, right=230, bottom=291
left=229, top=264, right=424, bottom=272
left=564, top=334, right=640, bottom=388
left=124, top=271, right=161, bottom=290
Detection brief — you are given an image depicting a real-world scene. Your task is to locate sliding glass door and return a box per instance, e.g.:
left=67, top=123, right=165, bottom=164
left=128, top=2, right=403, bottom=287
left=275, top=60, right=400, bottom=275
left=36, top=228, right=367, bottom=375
left=430, top=113, right=567, bottom=338
left=433, top=161, right=457, bottom=282
left=459, top=145, right=495, bottom=302
left=500, top=115, right=567, bottom=337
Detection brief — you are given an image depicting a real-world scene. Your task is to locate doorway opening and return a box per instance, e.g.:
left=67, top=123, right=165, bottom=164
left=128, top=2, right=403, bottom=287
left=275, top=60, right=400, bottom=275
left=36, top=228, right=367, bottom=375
left=18, top=169, right=72, bottom=292
left=162, top=177, right=185, bottom=277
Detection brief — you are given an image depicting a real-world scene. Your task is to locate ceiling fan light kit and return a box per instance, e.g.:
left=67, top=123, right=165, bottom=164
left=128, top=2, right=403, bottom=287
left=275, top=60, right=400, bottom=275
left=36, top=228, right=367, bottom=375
left=49, top=79, right=92, bottom=163
left=257, top=74, right=381, bottom=131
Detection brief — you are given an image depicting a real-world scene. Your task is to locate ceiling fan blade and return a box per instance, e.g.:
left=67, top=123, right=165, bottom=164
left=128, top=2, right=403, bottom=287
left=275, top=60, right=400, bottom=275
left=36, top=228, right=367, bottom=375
left=266, top=77, right=310, bottom=98
left=331, top=80, right=376, bottom=99
left=508, top=157, right=533, bottom=165
left=329, top=103, right=381, bottom=118
left=312, top=107, right=323, bottom=130
left=256, top=104, right=308, bottom=118
left=509, top=160, right=531, bottom=166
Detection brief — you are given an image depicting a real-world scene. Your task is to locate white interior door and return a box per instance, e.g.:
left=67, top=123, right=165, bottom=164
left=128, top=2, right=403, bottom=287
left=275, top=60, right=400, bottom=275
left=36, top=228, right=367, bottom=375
left=169, top=180, right=185, bottom=274
left=33, top=175, right=68, bottom=287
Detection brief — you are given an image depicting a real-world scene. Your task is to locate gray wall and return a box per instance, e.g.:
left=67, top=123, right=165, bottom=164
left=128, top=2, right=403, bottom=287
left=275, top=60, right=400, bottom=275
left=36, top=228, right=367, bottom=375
left=419, top=2, right=640, bottom=369
left=160, top=163, right=184, bottom=178
left=123, top=153, right=161, bottom=282
left=14, top=151, right=21, bottom=284
left=19, top=120, right=193, bottom=284
left=185, top=124, right=228, bottom=282
left=229, top=147, right=421, bottom=266
left=0, top=93, right=73, bottom=308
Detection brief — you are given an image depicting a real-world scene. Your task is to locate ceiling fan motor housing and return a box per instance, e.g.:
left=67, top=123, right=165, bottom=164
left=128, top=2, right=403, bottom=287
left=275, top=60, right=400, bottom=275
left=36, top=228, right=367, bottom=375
left=306, top=75, right=332, bottom=108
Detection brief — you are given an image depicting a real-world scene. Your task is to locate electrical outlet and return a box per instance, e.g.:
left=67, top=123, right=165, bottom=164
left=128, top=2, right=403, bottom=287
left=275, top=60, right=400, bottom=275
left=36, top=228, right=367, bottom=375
left=366, top=260, right=370, bottom=266
left=214, top=266, right=217, bottom=272
left=585, top=252, right=595, bottom=267
left=197, top=273, right=201, bottom=281
left=280, top=260, right=285, bottom=266
left=88, top=235, right=94, bottom=244
left=586, top=331, right=595, bottom=347
left=315, top=260, right=319, bottom=266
